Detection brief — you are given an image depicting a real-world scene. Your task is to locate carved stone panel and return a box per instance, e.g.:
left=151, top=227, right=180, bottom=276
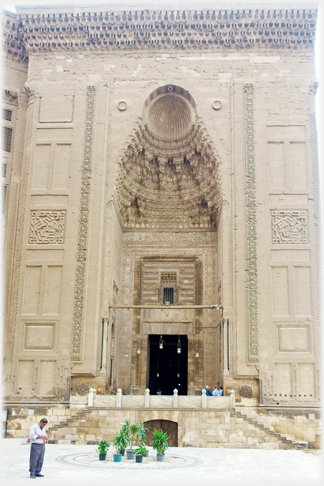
left=272, top=210, right=308, bottom=244
left=29, top=210, right=66, bottom=244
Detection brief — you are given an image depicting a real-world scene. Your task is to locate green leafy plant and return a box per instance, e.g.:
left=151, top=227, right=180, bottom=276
left=128, top=423, right=141, bottom=450
left=134, top=444, right=147, bottom=456
left=151, top=429, right=169, bottom=455
left=114, top=430, right=129, bottom=454
left=96, top=439, right=110, bottom=454
left=138, top=421, right=149, bottom=446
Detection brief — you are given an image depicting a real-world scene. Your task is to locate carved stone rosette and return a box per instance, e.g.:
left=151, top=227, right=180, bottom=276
left=244, top=83, right=258, bottom=363
left=71, top=86, right=96, bottom=361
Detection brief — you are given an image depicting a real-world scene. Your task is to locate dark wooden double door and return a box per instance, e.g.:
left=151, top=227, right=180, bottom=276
left=145, top=419, right=178, bottom=447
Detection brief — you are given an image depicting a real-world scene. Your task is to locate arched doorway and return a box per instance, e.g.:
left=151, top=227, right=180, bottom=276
left=145, top=419, right=178, bottom=447
left=148, top=334, right=188, bottom=395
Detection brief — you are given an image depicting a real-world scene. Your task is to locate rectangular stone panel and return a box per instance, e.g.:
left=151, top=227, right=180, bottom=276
left=270, top=250, right=310, bottom=261
left=25, top=324, right=54, bottom=349
left=39, top=95, right=74, bottom=123
left=29, top=210, right=66, bottom=244
left=297, top=363, right=315, bottom=396
left=271, top=266, right=289, bottom=316
left=17, top=360, right=34, bottom=395
left=39, top=360, right=56, bottom=395
left=290, top=142, right=307, bottom=190
left=44, top=266, right=62, bottom=315
left=267, top=125, right=305, bottom=139
left=36, top=128, right=73, bottom=141
left=53, top=144, right=71, bottom=189
left=294, top=266, right=312, bottom=316
left=278, top=326, right=308, bottom=352
left=32, top=144, right=51, bottom=189
left=22, top=266, right=42, bottom=315
left=271, top=211, right=307, bottom=244
left=274, top=363, right=292, bottom=396
left=267, top=142, right=284, bottom=188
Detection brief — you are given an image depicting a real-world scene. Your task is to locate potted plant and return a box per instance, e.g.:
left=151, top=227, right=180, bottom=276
left=113, top=431, right=128, bottom=462
left=134, top=444, right=147, bottom=463
left=120, top=419, right=131, bottom=456
left=138, top=421, right=149, bottom=456
left=96, top=439, right=110, bottom=461
left=126, top=423, right=141, bottom=459
left=152, top=429, right=169, bottom=462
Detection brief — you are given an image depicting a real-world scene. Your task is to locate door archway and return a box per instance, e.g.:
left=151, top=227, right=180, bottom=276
left=145, top=419, right=178, bottom=447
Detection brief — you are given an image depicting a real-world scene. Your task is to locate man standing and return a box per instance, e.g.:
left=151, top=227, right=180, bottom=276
left=29, top=418, right=49, bottom=478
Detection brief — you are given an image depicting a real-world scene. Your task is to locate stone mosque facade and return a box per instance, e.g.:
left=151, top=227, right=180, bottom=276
left=2, top=4, right=321, bottom=446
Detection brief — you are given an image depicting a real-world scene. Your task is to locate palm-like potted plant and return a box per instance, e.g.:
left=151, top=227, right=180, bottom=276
left=126, top=423, right=141, bottom=459
left=152, top=429, right=169, bottom=462
left=113, top=431, right=128, bottom=462
left=138, top=421, right=149, bottom=456
left=96, top=439, right=110, bottom=461
left=134, top=444, right=147, bottom=463
left=120, top=420, right=131, bottom=455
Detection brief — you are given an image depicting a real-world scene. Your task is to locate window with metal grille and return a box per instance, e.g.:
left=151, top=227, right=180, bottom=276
left=3, top=109, right=12, bottom=121
left=2, top=127, right=13, bottom=152
left=163, top=287, right=174, bottom=304
left=2, top=164, right=7, bottom=178
left=2, top=185, right=7, bottom=214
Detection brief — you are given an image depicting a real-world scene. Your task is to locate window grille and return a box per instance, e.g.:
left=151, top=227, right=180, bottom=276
left=3, top=109, right=12, bottom=121
left=163, top=287, right=174, bottom=304
left=2, top=127, right=13, bottom=152
left=2, top=185, right=7, bottom=214
left=2, top=164, right=7, bottom=178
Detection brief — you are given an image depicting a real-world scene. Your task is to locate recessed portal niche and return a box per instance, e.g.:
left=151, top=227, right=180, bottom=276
left=148, top=334, right=188, bottom=395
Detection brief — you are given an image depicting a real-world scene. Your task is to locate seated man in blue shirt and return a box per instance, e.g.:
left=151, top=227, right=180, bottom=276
left=205, top=385, right=212, bottom=396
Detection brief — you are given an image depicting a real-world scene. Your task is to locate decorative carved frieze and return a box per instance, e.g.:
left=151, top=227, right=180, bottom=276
left=271, top=210, right=308, bottom=244
left=29, top=210, right=66, bottom=244
left=244, top=83, right=258, bottom=363
left=71, top=86, right=96, bottom=361
left=122, top=232, right=216, bottom=242
left=3, top=8, right=317, bottom=61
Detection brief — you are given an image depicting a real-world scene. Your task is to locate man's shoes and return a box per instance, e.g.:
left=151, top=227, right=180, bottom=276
left=30, top=475, right=36, bottom=479
left=35, top=474, right=44, bottom=477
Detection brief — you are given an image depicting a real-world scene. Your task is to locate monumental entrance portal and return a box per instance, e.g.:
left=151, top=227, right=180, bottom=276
left=2, top=4, right=321, bottom=422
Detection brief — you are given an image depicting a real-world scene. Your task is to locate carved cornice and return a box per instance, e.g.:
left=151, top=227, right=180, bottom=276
left=2, top=7, right=317, bottom=62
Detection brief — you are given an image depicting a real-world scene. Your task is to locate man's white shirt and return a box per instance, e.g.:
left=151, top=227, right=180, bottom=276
left=29, top=423, right=47, bottom=444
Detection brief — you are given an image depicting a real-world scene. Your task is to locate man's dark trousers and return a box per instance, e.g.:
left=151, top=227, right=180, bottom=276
left=29, top=443, right=45, bottom=476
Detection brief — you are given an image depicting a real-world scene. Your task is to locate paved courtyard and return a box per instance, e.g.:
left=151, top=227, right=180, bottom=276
left=2, top=439, right=322, bottom=486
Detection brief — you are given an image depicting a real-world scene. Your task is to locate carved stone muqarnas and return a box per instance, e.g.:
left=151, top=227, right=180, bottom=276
left=29, top=210, right=66, bottom=244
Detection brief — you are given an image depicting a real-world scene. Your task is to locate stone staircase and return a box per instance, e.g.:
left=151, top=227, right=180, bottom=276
left=47, top=408, right=92, bottom=444
left=230, top=410, right=304, bottom=450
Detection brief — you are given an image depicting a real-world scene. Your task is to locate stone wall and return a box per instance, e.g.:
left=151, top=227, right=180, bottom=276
left=4, top=405, right=321, bottom=450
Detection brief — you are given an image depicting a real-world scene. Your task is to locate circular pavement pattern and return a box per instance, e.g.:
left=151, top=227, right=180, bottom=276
left=56, top=452, right=204, bottom=470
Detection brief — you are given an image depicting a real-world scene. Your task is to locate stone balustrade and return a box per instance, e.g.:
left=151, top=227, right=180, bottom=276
left=90, top=388, right=235, bottom=409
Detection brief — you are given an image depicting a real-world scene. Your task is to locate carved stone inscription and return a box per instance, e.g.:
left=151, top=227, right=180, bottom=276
left=272, top=210, right=308, bottom=244
left=29, top=210, right=66, bottom=244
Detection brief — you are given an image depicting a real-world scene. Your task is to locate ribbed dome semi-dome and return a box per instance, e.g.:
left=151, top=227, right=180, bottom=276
left=147, top=94, right=192, bottom=140
left=143, top=85, right=197, bottom=141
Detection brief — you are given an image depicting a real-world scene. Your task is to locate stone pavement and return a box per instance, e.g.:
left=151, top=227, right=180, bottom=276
left=2, top=439, right=322, bottom=486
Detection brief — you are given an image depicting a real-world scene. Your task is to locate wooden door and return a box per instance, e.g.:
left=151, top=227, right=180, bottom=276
left=145, top=419, right=178, bottom=447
